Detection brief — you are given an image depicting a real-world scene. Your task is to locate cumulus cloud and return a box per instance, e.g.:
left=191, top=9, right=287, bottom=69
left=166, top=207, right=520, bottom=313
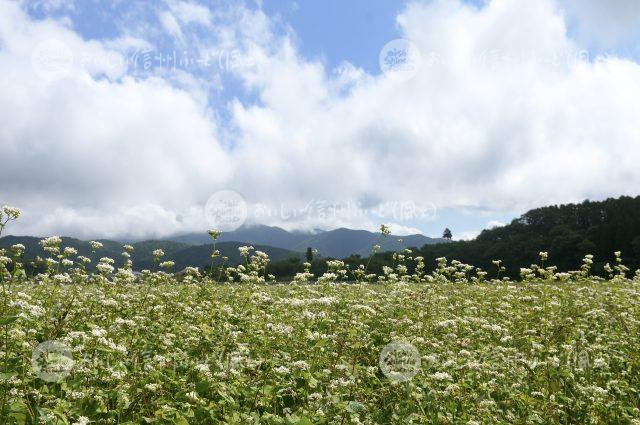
left=0, top=1, right=230, bottom=238
left=2, top=0, right=640, bottom=239
left=226, top=0, right=640, bottom=215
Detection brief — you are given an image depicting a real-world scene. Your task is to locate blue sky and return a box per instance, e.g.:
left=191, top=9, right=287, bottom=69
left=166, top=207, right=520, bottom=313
left=26, top=1, right=411, bottom=72
left=3, top=0, right=640, bottom=239
left=262, top=0, right=410, bottom=74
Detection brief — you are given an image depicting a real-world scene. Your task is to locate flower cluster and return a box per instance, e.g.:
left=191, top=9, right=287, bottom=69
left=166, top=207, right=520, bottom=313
left=1, top=216, right=639, bottom=423
left=1, top=272, right=638, bottom=423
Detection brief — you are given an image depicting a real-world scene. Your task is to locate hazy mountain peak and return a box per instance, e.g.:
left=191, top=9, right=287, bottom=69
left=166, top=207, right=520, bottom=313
left=163, top=225, right=442, bottom=258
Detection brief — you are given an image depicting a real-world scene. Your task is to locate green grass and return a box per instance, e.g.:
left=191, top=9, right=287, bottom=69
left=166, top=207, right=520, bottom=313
left=2, top=280, right=640, bottom=424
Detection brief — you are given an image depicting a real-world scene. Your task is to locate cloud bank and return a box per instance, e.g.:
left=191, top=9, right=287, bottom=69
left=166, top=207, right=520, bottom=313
left=2, top=0, right=640, bottom=239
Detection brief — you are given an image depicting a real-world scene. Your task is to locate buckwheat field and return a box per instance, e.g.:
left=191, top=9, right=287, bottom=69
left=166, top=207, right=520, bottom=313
left=1, top=209, right=639, bottom=424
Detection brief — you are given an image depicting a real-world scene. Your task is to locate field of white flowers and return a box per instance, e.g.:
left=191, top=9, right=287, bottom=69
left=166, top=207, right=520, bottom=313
left=1, top=207, right=640, bottom=424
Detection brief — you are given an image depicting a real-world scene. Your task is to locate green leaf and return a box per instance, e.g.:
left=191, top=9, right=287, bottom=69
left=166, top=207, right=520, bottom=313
left=9, top=400, right=29, bottom=424
left=0, top=357, right=22, bottom=375
left=0, top=316, right=18, bottom=325
left=302, top=372, right=318, bottom=389
left=174, top=416, right=189, bottom=425
left=294, top=416, right=314, bottom=425
left=346, top=401, right=364, bottom=413
left=196, top=380, right=211, bottom=394
left=0, top=372, right=18, bottom=381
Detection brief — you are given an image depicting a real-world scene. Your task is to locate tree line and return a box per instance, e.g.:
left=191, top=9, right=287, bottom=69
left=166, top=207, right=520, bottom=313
left=269, top=196, right=640, bottom=279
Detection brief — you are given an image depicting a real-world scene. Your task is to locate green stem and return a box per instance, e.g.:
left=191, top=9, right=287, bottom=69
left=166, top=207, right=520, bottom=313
left=362, top=232, right=387, bottom=282
left=210, top=240, right=217, bottom=280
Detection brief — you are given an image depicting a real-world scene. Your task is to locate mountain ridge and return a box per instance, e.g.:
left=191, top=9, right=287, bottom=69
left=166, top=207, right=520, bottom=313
left=164, top=224, right=443, bottom=257
left=0, top=225, right=442, bottom=270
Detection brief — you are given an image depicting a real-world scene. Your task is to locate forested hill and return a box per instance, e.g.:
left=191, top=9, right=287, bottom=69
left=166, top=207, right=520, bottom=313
left=410, top=196, right=640, bottom=276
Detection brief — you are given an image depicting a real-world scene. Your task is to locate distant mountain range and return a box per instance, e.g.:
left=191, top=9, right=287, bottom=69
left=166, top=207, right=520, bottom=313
left=0, top=235, right=303, bottom=271
left=0, top=225, right=444, bottom=271
left=0, top=236, right=185, bottom=269
left=167, top=225, right=444, bottom=258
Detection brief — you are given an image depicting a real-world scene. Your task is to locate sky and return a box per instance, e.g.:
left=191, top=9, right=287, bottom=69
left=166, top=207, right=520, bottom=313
left=1, top=0, right=640, bottom=241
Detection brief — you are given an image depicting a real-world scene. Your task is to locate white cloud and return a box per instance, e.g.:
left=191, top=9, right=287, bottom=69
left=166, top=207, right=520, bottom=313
left=158, top=11, right=184, bottom=41
left=157, top=1, right=213, bottom=41
left=3, top=0, right=640, bottom=240
left=166, top=0, right=212, bottom=26
left=0, top=1, right=230, bottom=238
left=225, top=0, right=640, bottom=217
left=455, top=230, right=481, bottom=241
left=486, top=220, right=506, bottom=229
left=386, top=223, right=424, bottom=236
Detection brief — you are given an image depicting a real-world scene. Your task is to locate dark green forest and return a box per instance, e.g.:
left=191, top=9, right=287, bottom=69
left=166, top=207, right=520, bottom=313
left=270, top=195, right=640, bottom=279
